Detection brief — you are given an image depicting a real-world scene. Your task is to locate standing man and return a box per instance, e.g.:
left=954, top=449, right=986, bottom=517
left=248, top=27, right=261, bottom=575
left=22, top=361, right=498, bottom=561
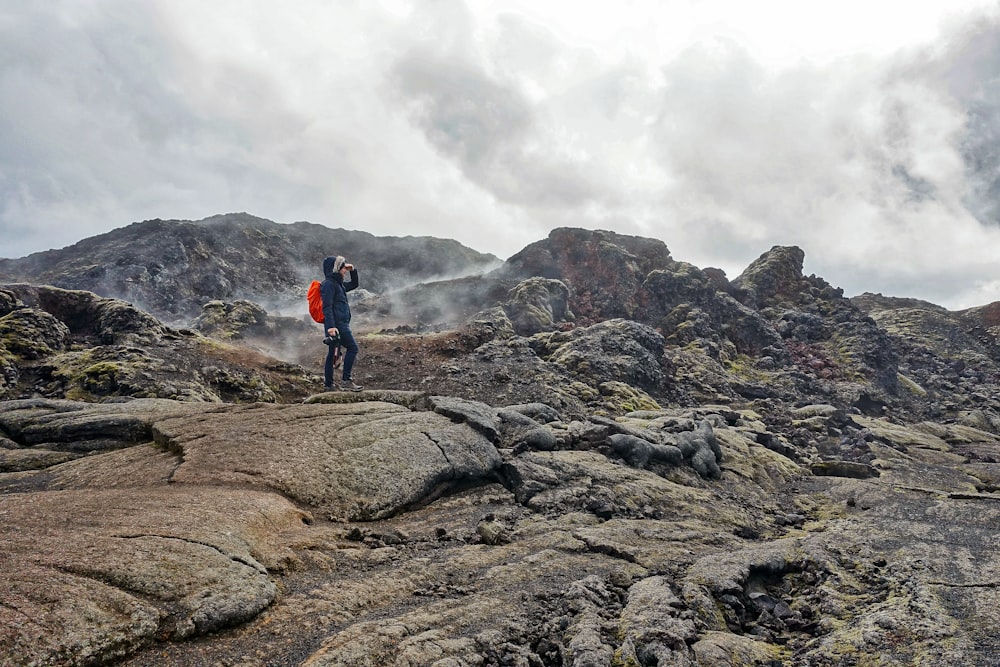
left=321, top=255, right=363, bottom=391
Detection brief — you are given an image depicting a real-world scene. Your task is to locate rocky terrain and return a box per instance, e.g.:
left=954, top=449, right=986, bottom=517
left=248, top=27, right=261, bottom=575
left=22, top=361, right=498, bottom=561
left=2, top=224, right=1000, bottom=666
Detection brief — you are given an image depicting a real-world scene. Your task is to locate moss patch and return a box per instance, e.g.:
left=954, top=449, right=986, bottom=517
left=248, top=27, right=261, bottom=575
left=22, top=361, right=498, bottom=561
left=598, top=381, right=661, bottom=415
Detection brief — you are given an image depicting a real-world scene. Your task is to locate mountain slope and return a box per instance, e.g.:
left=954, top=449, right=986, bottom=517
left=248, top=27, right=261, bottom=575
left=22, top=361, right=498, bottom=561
left=0, top=213, right=501, bottom=320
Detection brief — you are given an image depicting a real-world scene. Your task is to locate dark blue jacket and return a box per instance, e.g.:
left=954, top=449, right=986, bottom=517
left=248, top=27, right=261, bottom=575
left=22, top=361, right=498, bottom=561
left=320, top=256, right=358, bottom=329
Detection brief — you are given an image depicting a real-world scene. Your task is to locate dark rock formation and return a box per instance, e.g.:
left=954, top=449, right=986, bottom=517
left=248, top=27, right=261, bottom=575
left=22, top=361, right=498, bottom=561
left=852, top=292, right=1000, bottom=423
left=499, top=227, right=674, bottom=323
left=639, top=259, right=786, bottom=360
left=728, top=246, right=901, bottom=404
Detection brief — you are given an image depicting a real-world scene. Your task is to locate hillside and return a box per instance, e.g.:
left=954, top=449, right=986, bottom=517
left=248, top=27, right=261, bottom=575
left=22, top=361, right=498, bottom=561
left=0, top=213, right=501, bottom=321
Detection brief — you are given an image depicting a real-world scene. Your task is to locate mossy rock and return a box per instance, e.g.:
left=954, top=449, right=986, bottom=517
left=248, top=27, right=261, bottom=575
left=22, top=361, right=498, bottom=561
left=896, top=373, right=927, bottom=397
left=505, top=278, right=573, bottom=336
left=0, top=289, right=20, bottom=316
left=598, top=381, right=661, bottom=415
left=193, top=299, right=268, bottom=340
left=44, top=347, right=220, bottom=402
left=0, top=346, right=17, bottom=399
left=0, top=309, right=70, bottom=360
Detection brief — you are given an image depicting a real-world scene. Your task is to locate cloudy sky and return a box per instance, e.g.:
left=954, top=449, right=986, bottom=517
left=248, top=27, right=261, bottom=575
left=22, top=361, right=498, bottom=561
left=2, top=0, right=1000, bottom=309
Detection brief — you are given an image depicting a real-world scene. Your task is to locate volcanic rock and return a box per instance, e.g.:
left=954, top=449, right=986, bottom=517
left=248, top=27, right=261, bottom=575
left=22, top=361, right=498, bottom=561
left=2, top=224, right=1000, bottom=666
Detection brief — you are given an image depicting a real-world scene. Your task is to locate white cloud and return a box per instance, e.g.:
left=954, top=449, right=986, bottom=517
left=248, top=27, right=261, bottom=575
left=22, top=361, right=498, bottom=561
left=2, top=0, right=1000, bottom=309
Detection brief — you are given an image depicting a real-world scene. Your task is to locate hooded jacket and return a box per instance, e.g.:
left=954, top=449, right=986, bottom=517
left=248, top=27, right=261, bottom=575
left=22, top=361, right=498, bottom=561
left=320, top=255, right=359, bottom=329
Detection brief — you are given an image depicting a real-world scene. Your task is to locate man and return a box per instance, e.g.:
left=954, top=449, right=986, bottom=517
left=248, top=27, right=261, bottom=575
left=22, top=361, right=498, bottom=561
left=320, top=255, right=363, bottom=391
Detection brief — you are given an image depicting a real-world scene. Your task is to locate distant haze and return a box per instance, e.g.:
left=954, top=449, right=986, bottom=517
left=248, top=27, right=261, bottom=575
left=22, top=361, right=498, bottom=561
left=2, top=1, right=1000, bottom=309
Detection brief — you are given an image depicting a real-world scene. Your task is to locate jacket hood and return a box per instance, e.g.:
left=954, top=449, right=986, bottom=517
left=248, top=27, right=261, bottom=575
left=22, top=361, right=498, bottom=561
left=323, top=255, right=337, bottom=278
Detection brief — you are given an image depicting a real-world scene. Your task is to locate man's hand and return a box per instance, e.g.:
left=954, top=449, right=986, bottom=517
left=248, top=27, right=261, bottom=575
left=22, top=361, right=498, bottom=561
left=327, top=327, right=339, bottom=336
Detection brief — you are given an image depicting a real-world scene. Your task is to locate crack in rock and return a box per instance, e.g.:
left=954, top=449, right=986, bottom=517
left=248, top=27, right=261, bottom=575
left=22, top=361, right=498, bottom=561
left=927, top=580, right=1000, bottom=588
left=115, top=533, right=267, bottom=574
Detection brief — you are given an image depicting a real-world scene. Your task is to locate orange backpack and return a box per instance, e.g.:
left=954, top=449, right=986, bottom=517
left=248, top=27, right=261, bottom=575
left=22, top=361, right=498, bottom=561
left=307, top=280, right=324, bottom=323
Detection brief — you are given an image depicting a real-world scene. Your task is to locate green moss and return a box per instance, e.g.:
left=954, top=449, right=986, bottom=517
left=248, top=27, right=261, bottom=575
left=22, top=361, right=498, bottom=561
left=794, top=494, right=846, bottom=524
left=598, top=381, right=660, bottom=414
left=724, top=354, right=769, bottom=383
left=565, top=381, right=600, bottom=402
left=1, top=330, right=52, bottom=359
left=43, top=347, right=159, bottom=401
left=896, top=373, right=927, bottom=396
left=610, top=648, right=641, bottom=667
left=80, top=361, right=124, bottom=394
left=826, top=333, right=874, bottom=381
left=195, top=337, right=232, bottom=353
left=82, top=361, right=124, bottom=376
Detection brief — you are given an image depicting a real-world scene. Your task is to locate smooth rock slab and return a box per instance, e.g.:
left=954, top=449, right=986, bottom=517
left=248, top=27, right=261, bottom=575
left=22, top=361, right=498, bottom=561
left=0, top=398, right=206, bottom=449
left=153, top=401, right=503, bottom=520
left=0, top=485, right=307, bottom=665
left=0, top=446, right=76, bottom=472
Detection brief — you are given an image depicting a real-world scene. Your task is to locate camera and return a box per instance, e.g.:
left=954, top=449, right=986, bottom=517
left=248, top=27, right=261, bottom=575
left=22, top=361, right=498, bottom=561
left=324, top=334, right=340, bottom=346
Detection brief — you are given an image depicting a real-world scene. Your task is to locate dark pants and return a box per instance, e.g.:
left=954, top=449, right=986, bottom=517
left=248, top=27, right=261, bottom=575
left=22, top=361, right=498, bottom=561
left=323, top=323, right=360, bottom=385
left=338, top=324, right=359, bottom=380
left=323, top=337, right=338, bottom=387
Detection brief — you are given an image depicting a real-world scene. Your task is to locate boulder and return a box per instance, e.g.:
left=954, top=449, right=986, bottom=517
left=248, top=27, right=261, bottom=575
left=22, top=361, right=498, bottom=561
left=504, top=277, right=573, bottom=336
left=530, top=319, right=666, bottom=392
left=193, top=299, right=269, bottom=339
left=427, top=395, right=501, bottom=444
left=0, top=308, right=70, bottom=359
left=732, top=245, right=813, bottom=310
left=810, top=461, right=880, bottom=479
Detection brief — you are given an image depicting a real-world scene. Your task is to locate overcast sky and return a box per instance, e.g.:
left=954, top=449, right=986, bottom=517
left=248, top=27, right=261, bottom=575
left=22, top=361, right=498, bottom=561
left=2, top=1, right=1000, bottom=309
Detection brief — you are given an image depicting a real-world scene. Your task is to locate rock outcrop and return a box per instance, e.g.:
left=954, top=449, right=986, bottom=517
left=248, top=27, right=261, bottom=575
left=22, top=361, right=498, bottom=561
left=500, top=227, right=675, bottom=323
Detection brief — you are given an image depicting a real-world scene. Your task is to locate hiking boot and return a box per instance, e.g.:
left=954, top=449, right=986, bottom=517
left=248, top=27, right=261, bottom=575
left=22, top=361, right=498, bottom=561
left=341, top=379, right=363, bottom=392
left=324, top=384, right=339, bottom=392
